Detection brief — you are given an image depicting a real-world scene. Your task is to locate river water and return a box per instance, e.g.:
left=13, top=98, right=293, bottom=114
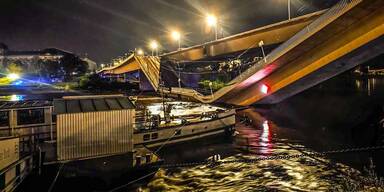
left=5, top=72, right=384, bottom=191
left=130, top=74, right=384, bottom=191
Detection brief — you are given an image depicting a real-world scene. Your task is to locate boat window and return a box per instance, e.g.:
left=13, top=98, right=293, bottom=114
left=135, top=156, right=142, bottom=166
left=143, top=134, right=150, bottom=141
left=151, top=133, right=158, bottom=140
left=52, top=114, right=57, bottom=123
left=0, top=173, right=5, bottom=190
left=0, top=111, right=9, bottom=127
left=17, top=109, right=45, bottom=125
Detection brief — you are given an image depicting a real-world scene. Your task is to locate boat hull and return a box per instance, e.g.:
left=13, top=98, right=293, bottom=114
left=134, top=109, right=236, bottom=148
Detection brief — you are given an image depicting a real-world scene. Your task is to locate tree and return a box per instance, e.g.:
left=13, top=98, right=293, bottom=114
left=60, top=54, right=88, bottom=80
left=6, top=62, right=23, bottom=74
left=37, top=59, right=61, bottom=78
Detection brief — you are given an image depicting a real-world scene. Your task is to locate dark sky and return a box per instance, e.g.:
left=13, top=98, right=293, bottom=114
left=0, top=0, right=338, bottom=63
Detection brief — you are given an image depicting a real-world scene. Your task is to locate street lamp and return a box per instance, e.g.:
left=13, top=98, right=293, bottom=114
left=259, top=40, right=266, bottom=63
left=149, top=40, right=158, bottom=56
left=206, top=14, right=218, bottom=40
left=171, top=31, right=181, bottom=50
left=288, top=0, right=291, bottom=20
left=137, top=48, right=144, bottom=56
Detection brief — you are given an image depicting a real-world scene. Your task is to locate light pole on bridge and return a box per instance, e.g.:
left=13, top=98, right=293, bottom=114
left=259, top=40, right=266, bottom=63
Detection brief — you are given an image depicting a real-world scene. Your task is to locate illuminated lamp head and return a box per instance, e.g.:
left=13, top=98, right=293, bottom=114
left=137, top=49, right=144, bottom=55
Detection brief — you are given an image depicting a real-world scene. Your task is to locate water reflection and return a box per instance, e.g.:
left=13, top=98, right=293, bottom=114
left=259, top=120, right=272, bottom=155
left=355, top=77, right=383, bottom=96
left=140, top=109, right=379, bottom=191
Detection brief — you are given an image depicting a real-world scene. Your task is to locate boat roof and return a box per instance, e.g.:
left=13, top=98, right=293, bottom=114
left=53, top=95, right=135, bottom=114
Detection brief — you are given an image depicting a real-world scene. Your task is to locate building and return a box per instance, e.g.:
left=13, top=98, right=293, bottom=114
left=0, top=44, right=67, bottom=73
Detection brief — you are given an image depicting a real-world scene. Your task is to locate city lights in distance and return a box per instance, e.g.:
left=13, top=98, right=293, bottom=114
left=7, top=73, right=20, bottom=81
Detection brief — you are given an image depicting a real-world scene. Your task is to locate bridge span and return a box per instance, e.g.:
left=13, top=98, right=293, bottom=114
left=161, top=0, right=384, bottom=106
left=99, top=0, right=384, bottom=106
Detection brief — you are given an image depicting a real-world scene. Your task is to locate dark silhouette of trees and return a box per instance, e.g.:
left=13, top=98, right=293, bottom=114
left=37, top=54, right=88, bottom=81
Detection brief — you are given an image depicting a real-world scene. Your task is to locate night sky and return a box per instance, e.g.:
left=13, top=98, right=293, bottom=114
left=0, top=0, right=338, bottom=63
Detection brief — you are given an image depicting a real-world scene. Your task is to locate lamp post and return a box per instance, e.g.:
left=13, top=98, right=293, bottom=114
left=259, top=40, right=266, bottom=63
left=170, top=30, right=182, bottom=87
left=206, top=14, right=218, bottom=40
left=288, top=0, right=291, bottom=20
left=149, top=41, right=158, bottom=56
left=209, top=81, right=214, bottom=99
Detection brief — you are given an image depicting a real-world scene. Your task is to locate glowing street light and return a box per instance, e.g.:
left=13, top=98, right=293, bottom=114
left=206, top=14, right=218, bottom=40
left=149, top=40, right=159, bottom=56
left=206, top=14, right=217, bottom=27
left=171, top=30, right=181, bottom=50
left=7, top=73, right=20, bottom=81
left=137, top=48, right=144, bottom=55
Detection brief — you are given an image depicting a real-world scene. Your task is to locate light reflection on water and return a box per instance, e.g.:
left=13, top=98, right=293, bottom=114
left=355, top=77, right=384, bottom=96
left=145, top=156, right=356, bottom=191
left=259, top=120, right=272, bottom=155
left=139, top=109, right=375, bottom=191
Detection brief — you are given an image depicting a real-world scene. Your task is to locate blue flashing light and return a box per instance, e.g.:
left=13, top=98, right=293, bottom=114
left=12, top=80, right=23, bottom=86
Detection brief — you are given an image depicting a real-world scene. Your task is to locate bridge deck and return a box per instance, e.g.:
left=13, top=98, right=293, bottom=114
left=163, top=0, right=384, bottom=106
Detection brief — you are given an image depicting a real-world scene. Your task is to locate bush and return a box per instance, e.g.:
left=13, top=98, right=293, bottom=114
left=198, top=79, right=226, bottom=91
left=77, top=74, right=139, bottom=92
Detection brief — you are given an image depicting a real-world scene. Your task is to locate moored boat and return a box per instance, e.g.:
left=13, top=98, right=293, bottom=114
left=133, top=101, right=236, bottom=148
left=0, top=95, right=236, bottom=191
